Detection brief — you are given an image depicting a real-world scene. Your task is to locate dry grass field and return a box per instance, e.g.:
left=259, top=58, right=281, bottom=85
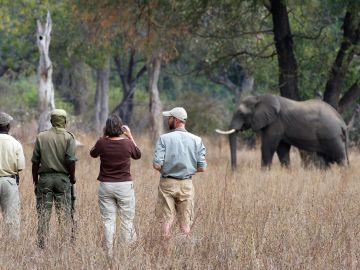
left=1, top=133, right=360, bottom=270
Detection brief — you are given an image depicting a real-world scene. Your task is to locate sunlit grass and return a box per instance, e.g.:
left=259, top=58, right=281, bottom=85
left=1, top=134, right=360, bottom=269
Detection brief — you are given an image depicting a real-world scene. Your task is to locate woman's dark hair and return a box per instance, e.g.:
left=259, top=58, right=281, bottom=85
left=103, top=114, right=123, bottom=137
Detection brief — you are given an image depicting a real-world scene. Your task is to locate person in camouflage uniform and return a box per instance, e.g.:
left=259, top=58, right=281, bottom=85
left=31, top=109, right=77, bottom=248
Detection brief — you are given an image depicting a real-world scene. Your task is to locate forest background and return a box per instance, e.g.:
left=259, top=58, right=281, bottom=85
left=0, top=0, right=359, bottom=145
left=0, top=1, right=360, bottom=268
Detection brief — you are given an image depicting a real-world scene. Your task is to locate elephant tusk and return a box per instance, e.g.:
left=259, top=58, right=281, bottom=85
left=215, top=128, right=236, bottom=135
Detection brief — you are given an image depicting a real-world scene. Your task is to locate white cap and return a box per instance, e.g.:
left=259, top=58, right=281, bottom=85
left=162, top=107, right=187, bottom=122
left=0, top=112, right=13, bottom=125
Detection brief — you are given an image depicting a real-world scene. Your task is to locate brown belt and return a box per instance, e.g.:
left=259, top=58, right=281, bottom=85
left=164, top=176, right=192, bottom=180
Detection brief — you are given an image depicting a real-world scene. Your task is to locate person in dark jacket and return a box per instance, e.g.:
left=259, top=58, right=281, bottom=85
left=32, top=109, right=77, bottom=248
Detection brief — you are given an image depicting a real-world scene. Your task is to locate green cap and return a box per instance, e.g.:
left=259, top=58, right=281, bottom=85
left=51, top=109, right=67, bottom=118
left=0, top=112, right=13, bottom=125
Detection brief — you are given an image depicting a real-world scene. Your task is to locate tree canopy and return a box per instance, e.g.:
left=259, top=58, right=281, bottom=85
left=0, top=0, right=359, bottom=134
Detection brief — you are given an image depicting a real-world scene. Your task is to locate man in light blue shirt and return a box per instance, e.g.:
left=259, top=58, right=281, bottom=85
left=153, top=107, right=207, bottom=238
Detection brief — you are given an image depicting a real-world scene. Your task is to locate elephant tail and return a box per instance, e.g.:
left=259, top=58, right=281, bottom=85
left=343, top=127, right=350, bottom=166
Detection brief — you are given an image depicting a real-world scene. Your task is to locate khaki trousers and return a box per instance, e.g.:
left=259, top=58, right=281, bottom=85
left=98, top=181, right=136, bottom=255
left=156, top=178, right=194, bottom=226
left=0, top=177, right=20, bottom=240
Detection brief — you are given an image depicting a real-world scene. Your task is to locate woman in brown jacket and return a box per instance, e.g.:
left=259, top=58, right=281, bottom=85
left=90, top=114, right=141, bottom=256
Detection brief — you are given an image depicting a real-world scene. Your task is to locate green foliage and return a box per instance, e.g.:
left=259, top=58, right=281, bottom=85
left=0, top=1, right=77, bottom=75
left=286, top=2, right=343, bottom=99
left=13, top=77, right=38, bottom=108
left=0, top=76, right=38, bottom=119
left=0, top=0, right=359, bottom=137
left=107, top=70, right=149, bottom=112
left=108, top=86, right=122, bottom=112
left=54, top=92, right=74, bottom=115
left=0, top=75, right=80, bottom=124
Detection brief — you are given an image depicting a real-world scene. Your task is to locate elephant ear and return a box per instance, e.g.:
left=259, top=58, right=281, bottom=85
left=251, top=95, right=281, bottom=131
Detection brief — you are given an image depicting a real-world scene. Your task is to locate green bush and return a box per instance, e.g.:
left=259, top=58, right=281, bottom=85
left=0, top=76, right=38, bottom=121
left=0, top=76, right=80, bottom=124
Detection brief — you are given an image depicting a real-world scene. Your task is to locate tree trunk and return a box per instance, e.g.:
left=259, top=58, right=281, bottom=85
left=209, top=73, right=243, bottom=106
left=211, top=72, right=254, bottom=107
left=346, top=104, right=360, bottom=131
left=148, top=52, right=163, bottom=143
left=36, top=11, right=55, bottom=132
left=112, top=92, right=134, bottom=124
left=94, top=58, right=110, bottom=135
left=338, top=81, right=360, bottom=113
left=270, top=0, right=300, bottom=100
left=323, top=1, right=360, bottom=110
left=112, top=49, right=147, bottom=124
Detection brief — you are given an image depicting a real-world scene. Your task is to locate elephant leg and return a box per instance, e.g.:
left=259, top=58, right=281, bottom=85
left=260, top=135, right=280, bottom=168
left=331, top=142, right=347, bottom=166
left=276, top=141, right=291, bottom=167
left=319, top=138, right=347, bottom=166
left=316, top=152, right=331, bottom=169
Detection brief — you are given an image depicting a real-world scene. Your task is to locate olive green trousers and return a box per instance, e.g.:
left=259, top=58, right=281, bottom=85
left=36, top=173, right=72, bottom=247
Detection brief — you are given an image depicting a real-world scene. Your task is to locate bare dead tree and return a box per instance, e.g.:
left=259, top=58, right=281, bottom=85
left=36, top=11, right=55, bottom=132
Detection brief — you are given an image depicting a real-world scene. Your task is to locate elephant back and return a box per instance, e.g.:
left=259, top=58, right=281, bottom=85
left=277, top=97, right=346, bottom=141
left=303, top=99, right=347, bottom=137
left=306, top=99, right=346, bottom=126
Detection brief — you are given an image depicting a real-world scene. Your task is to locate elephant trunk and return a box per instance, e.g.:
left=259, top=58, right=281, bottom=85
left=228, top=113, right=245, bottom=170
left=229, top=132, right=237, bottom=170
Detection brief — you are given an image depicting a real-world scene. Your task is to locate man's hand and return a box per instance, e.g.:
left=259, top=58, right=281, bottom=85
left=70, top=176, right=76, bottom=185
left=32, top=163, right=39, bottom=185
left=66, top=162, right=76, bottom=185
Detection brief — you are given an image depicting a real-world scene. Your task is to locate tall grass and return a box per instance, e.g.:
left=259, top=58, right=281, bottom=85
left=1, top=135, right=360, bottom=269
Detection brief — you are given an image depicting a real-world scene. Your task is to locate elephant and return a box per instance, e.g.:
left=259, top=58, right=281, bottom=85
left=216, top=94, right=348, bottom=169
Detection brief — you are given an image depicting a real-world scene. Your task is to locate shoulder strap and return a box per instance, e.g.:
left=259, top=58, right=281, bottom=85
left=66, top=131, right=75, bottom=139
